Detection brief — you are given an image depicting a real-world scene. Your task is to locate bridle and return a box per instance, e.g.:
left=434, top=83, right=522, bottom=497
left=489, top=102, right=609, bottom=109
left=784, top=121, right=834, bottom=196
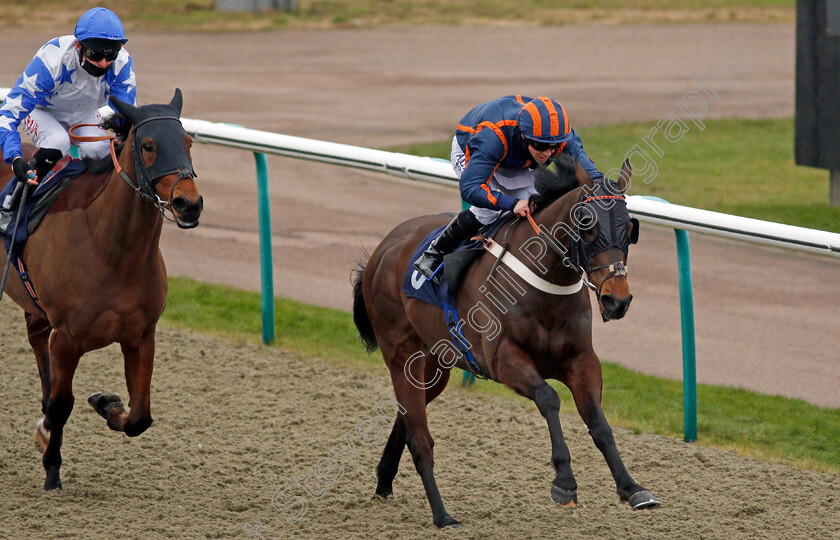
left=523, top=191, right=629, bottom=301
left=68, top=118, right=196, bottom=224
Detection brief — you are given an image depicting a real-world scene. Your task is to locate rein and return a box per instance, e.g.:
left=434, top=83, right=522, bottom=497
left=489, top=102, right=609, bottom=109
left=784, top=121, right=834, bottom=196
left=68, top=121, right=192, bottom=224
left=524, top=211, right=627, bottom=301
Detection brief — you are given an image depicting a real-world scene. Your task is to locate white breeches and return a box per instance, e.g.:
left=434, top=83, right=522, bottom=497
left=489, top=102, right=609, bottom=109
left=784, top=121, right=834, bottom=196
left=22, top=107, right=109, bottom=159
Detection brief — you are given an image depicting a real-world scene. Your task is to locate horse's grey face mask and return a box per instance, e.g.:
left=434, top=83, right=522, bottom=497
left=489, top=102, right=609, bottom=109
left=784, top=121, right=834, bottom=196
left=131, top=107, right=195, bottom=188
left=572, top=182, right=639, bottom=269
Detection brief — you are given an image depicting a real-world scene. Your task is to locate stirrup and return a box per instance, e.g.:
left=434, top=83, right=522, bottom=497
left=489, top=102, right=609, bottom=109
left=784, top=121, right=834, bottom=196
left=413, top=254, right=443, bottom=284
left=0, top=209, right=13, bottom=235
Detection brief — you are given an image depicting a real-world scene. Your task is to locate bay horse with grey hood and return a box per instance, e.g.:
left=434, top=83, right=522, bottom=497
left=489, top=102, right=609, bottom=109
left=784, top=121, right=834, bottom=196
left=0, top=89, right=202, bottom=492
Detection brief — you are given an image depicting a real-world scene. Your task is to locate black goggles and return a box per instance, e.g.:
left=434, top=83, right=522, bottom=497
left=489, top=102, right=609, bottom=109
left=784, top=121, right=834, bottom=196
left=82, top=45, right=120, bottom=62
left=526, top=139, right=562, bottom=152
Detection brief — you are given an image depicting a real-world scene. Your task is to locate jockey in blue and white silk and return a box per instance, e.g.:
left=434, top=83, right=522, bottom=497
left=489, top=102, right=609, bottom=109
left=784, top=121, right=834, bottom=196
left=0, top=7, right=137, bottom=168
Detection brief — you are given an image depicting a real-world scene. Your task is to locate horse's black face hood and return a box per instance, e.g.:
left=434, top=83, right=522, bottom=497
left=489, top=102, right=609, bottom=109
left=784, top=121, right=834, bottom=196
left=109, top=89, right=195, bottom=184
left=572, top=181, right=638, bottom=268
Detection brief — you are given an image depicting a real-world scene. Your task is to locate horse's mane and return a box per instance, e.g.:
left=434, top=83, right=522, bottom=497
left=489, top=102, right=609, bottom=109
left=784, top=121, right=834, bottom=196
left=530, top=152, right=580, bottom=211
left=84, top=113, right=131, bottom=174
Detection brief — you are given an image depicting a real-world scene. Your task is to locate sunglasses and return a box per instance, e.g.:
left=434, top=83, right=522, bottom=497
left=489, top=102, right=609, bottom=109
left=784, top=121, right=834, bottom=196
left=83, top=46, right=120, bottom=63
left=526, top=139, right=562, bottom=152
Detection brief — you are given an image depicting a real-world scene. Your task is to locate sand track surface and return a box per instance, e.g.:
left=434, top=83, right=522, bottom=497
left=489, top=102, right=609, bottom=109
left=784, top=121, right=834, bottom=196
left=0, top=301, right=837, bottom=539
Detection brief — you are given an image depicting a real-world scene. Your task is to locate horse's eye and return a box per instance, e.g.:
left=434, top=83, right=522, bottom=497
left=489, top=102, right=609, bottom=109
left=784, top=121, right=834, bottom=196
left=578, top=216, right=594, bottom=230
left=142, top=142, right=154, bottom=152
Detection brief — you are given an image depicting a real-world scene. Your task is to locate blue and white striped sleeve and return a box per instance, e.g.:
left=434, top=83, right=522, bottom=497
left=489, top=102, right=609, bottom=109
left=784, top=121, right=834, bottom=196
left=106, top=53, right=137, bottom=111
left=0, top=54, right=56, bottom=163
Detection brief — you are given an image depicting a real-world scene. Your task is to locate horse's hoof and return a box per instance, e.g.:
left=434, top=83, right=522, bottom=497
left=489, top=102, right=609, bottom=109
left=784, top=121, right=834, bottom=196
left=44, top=468, right=63, bottom=493
left=374, top=482, right=393, bottom=499
left=628, top=490, right=660, bottom=510
left=435, top=515, right=461, bottom=529
left=34, top=419, right=50, bottom=454
left=87, top=392, right=123, bottom=420
left=550, top=485, right=578, bottom=508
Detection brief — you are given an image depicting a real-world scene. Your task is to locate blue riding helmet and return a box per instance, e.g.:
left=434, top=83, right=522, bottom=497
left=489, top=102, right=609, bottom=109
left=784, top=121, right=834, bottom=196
left=518, top=97, right=573, bottom=145
left=74, top=7, right=127, bottom=44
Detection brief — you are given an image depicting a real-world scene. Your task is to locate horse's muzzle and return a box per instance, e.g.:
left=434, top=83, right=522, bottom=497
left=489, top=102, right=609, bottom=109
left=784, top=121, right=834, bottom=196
left=600, top=293, right=632, bottom=322
left=172, top=195, right=203, bottom=229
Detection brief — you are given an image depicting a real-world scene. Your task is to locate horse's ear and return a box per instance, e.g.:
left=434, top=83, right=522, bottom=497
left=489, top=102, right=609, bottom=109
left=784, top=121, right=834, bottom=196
left=109, top=95, right=139, bottom=127
left=629, top=218, right=640, bottom=244
left=169, top=88, right=183, bottom=117
left=575, top=159, right=593, bottom=188
left=618, top=159, right=632, bottom=193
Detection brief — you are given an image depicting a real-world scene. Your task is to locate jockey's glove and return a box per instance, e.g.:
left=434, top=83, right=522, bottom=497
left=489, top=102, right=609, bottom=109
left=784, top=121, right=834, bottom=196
left=12, top=156, right=34, bottom=184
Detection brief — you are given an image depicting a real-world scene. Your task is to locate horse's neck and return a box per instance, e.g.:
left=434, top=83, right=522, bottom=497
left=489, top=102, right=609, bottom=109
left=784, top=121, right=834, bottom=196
left=89, top=137, right=163, bottom=264
left=510, top=189, right=582, bottom=286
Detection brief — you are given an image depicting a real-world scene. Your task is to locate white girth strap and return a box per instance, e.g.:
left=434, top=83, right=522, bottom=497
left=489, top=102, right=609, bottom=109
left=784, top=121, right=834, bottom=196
left=483, top=238, right=583, bottom=295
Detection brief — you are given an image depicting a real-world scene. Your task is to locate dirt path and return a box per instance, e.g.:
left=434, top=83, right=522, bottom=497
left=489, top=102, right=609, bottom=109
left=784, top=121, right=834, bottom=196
left=0, top=22, right=835, bottom=418
left=0, top=299, right=837, bottom=540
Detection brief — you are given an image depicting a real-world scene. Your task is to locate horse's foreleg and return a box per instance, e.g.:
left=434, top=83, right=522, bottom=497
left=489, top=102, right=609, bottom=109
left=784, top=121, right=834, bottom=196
left=494, top=341, right=578, bottom=507
left=25, top=313, right=53, bottom=446
left=88, top=329, right=154, bottom=437
left=565, top=352, right=659, bottom=510
left=42, top=329, right=81, bottom=492
left=375, top=363, right=450, bottom=499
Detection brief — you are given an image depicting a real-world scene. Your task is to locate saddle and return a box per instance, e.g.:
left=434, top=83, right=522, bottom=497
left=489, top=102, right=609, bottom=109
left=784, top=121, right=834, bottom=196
left=401, top=213, right=516, bottom=309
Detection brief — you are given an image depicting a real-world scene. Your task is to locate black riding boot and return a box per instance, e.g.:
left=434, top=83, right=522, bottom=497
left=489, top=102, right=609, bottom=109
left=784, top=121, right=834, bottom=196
left=29, top=148, right=65, bottom=183
left=413, top=210, right=482, bottom=284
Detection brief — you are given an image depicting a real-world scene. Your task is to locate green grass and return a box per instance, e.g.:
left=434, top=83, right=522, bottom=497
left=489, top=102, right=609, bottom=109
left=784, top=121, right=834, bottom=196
left=0, top=0, right=795, bottom=31
left=390, top=117, right=840, bottom=233
left=163, top=276, right=840, bottom=474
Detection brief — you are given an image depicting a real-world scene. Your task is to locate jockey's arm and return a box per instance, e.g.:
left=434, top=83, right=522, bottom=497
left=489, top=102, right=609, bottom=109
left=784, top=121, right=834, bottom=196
left=563, top=128, right=604, bottom=180
left=105, top=53, right=138, bottom=118
left=0, top=54, right=56, bottom=164
left=459, top=139, right=517, bottom=212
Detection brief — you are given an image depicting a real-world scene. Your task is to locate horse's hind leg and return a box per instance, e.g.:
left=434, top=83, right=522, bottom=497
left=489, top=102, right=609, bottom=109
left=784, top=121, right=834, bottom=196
left=25, top=313, right=52, bottom=451
left=494, top=341, right=579, bottom=507
left=384, top=342, right=459, bottom=528
left=42, top=328, right=81, bottom=492
left=88, top=328, right=154, bottom=437
left=375, top=361, right=450, bottom=499
left=564, top=351, right=659, bottom=510
left=375, top=415, right=406, bottom=499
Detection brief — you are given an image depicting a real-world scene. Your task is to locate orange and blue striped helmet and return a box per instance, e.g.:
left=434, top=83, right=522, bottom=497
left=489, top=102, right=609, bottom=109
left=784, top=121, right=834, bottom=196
left=517, top=97, right=572, bottom=144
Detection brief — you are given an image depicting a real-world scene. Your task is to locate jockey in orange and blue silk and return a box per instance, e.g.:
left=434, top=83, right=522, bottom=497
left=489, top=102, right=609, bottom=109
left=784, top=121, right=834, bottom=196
left=0, top=7, right=136, bottom=204
left=413, top=95, right=603, bottom=283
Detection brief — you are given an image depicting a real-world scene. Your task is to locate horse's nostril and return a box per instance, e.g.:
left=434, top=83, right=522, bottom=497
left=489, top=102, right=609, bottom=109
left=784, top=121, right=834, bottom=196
left=171, top=197, right=189, bottom=212
left=601, top=295, right=617, bottom=310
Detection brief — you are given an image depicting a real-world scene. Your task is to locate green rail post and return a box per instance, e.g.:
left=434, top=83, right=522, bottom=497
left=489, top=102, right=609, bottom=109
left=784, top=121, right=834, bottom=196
left=254, top=152, right=275, bottom=345
left=675, top=229, right=697, bottom=442
left=642, top=196, right=697, bottom=442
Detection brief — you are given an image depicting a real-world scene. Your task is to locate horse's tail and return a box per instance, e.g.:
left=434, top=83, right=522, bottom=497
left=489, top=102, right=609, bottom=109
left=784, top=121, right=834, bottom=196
left=352, top=257, right=378, bottom=353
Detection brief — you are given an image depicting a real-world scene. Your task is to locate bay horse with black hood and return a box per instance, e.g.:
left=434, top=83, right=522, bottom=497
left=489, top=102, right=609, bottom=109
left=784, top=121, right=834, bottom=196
left=0, top=89, right=202, bottom=492
left=353, top=153, right=658, bottom=528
